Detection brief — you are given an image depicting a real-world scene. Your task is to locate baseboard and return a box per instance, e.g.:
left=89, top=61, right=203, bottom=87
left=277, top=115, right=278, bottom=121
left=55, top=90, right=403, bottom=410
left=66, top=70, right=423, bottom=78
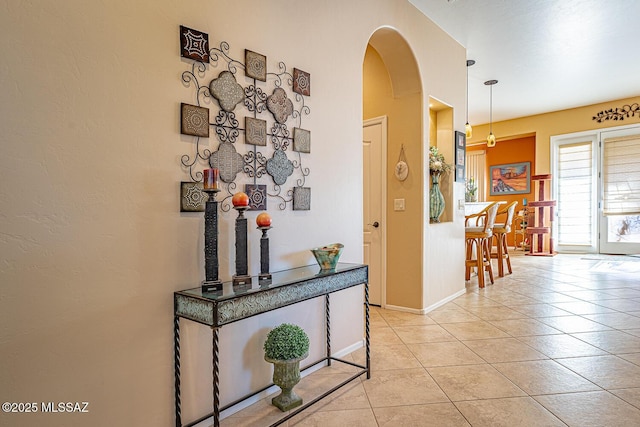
left=383, top=304, right=425, bottom=315
left=385, top=288, right=466, bottom=315
left=422, top=289, right=467, bottom=314
left=331, top=339, right=364, bottom=358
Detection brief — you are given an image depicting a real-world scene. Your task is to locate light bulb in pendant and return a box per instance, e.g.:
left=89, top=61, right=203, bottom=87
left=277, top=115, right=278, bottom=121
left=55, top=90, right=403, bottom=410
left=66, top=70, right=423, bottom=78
left=487, top=132, right=496, bottom=147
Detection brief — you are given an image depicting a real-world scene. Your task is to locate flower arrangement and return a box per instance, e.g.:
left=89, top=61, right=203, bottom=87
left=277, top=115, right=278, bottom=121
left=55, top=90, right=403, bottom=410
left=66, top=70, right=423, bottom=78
left=429, top=146, right=451, bottom=175
left=465, top=177, right=478, bottom=202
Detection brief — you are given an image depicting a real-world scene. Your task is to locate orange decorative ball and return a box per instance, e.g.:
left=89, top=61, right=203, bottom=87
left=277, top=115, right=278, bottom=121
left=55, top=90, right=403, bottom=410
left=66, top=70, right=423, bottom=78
left=232, top=192, right=249, bottom=207
left=256, top=212, right=272, bottom=227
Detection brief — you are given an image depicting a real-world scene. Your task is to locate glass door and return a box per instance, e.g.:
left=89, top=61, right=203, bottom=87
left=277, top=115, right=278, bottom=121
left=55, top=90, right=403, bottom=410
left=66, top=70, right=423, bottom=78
left=552, top=134, right=598, bottom=253
left=599, top=127, right=640, bottom=254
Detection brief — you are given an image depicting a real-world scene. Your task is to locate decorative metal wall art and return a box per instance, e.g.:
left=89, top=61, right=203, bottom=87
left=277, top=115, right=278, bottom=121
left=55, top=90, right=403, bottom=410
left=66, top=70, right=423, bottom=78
left=178, top=27, right=312, bottom=211
left=180, top=181, right=207, bottom=212
left=293, top=128, right=311, bottom=153
left=293, top=68, right=311, bottom=96
left=245, top=117, right=267, bottom=146
left=245, top=50, right=267, bottom=81
left=209, top=142, right=244, bottom=183
left=266, top=150, right=294, bottom=185
left=181, top=103, right=210, bottom=137
left=293, top=187, right=311, bottom=211
left=209, top=71, right=245, bottom=112
left=266, top=88, right=294, bottom=123
left=593, top=103, right=640, bottom=123
left=245, top=184, right=267, bottom=210
left=180, top=26, right=209, bottom=62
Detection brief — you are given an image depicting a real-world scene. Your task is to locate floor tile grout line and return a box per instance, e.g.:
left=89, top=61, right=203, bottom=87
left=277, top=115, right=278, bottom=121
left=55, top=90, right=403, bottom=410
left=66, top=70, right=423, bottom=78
left=225, top=255, right=640, bottom=426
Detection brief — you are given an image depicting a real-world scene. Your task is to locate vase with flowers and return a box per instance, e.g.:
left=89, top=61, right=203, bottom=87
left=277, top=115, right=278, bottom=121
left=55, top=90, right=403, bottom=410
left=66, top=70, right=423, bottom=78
left=465, top=177, right=478, bottom=202
left=428, top=146, right=451, bottom=222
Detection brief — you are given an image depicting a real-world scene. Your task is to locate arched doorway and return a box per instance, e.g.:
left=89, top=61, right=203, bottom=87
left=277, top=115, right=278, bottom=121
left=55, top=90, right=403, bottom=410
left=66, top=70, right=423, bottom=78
left=362, top=27, right=424, bottom=310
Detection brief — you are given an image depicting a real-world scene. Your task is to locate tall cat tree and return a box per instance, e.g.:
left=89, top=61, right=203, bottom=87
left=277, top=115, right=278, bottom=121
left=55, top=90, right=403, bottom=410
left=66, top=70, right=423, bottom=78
left=526, top=174, right=557, bottom=256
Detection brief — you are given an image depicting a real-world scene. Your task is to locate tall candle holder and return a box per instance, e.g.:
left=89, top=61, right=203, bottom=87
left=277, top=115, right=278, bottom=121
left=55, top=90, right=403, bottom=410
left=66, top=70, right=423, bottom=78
left=232, top=205, right=252, bottom=285
left=258, top=226, right=272, bottom=284
left=202, top=168, right=222, bottom=292
left=202, top=188, right=222, bottom=292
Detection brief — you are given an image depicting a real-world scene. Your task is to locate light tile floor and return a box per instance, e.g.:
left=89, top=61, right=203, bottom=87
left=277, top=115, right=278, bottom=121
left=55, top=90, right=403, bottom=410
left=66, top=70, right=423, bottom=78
left=221, top=253, right=640, bottom=426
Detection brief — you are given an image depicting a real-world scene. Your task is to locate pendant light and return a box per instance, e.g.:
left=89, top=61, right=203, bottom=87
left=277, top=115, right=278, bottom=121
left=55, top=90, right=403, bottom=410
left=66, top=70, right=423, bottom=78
left=484, top=79, right=498, bottom=147
left=465, top=60, right=475, bottom=138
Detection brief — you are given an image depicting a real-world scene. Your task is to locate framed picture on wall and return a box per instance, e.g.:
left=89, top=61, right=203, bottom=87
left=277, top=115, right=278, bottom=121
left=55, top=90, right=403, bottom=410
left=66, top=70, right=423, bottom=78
left=454, top=131, right=466, bottom=182
left=489, top=161, right=531, bottom=195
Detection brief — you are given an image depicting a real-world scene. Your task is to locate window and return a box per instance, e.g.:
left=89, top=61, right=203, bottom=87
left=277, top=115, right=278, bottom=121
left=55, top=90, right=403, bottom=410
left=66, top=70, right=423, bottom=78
left=465, top=150, right=486, bottom=202
left=602, top=133, right=640, bottom=215
left=556, top=140, right=595, bottom=247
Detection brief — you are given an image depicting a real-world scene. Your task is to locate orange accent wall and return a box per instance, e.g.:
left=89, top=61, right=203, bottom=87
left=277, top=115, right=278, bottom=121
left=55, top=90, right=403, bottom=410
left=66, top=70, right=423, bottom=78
left=468, top=135, right=535, bottom=244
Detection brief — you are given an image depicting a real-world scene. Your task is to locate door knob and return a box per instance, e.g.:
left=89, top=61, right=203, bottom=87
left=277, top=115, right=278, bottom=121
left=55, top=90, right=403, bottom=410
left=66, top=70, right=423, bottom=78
left=369, top=221, right=380, bottom=228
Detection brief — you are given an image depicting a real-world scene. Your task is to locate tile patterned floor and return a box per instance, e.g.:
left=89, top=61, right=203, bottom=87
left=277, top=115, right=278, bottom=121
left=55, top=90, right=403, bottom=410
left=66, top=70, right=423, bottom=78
left=220, top=253, right=640, bottom=426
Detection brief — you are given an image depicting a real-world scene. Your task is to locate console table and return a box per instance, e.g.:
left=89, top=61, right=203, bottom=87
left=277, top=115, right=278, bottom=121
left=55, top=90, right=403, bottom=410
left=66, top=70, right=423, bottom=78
left=173, top=263, right=370, bottom=427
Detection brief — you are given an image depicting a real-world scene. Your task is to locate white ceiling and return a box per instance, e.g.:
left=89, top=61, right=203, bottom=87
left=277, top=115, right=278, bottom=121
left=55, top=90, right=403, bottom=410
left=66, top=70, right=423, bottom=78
left=409, top=0, right=640, bottom=125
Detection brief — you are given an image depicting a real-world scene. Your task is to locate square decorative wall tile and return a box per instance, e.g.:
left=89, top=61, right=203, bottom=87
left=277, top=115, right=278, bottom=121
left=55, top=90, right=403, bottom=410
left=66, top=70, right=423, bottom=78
left=293, top=187, right=311, bottom=210
left=180, top=181, right=207, bottom=212
left=180, top=26, right=209, bottom=62
left=245, top=50, right=267, bottom=81
left=293, top=127, right=311, bottom=153
left=245, top=184, right=267, bottom=210
left=245, top=117, right=267, bottom=146
left=181, top=103, right=209, bottom=137
left=293, top=68, right=311, bottom=96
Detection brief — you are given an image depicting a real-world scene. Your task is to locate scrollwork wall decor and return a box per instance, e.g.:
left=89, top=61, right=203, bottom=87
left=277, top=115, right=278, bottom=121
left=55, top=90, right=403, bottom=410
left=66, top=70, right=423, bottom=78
left=178, top=25, right=311, bottom=211
left=592, top=103, right=640, bottom=123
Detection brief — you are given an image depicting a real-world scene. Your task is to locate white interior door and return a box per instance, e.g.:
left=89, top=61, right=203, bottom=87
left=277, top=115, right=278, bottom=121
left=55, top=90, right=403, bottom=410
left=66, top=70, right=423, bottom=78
left=363, top=117, right=386, bottom=306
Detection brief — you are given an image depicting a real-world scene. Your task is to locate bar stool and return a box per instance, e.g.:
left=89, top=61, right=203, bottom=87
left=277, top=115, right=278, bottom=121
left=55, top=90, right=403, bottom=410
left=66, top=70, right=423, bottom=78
left=465, top=202, right=499, bottom=288
left=491, top=201, right=518, bottom=277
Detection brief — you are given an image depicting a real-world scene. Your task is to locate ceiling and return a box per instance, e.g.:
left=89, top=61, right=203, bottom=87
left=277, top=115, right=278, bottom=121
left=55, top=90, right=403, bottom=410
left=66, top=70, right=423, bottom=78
left=409, top=0, right=640, bottom=125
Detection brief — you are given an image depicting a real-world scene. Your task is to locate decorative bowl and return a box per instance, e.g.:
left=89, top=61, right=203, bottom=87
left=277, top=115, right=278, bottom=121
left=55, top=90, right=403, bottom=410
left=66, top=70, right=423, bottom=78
left=310, top=243, right=344, bottom=271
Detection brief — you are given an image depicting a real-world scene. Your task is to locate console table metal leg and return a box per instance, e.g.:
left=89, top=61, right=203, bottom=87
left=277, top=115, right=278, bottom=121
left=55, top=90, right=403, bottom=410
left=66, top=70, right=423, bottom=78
left=212, top=327, right=220, bottom=427
left=174, top=315, right=182, bottom=427
left=364, top=281, right=370, bottom=379
left=325, top=294, right=331, bottom=366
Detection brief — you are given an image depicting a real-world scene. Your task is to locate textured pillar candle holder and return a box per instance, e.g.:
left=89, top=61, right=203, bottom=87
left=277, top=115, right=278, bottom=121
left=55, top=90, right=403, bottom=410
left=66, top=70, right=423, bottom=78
left=202, top=188, right=223, bottom=292
left=233, top=205, right=252, bottom=285
left=203, top=167, right=219, bottom=190
left=258, top=226, right=272, bottom=284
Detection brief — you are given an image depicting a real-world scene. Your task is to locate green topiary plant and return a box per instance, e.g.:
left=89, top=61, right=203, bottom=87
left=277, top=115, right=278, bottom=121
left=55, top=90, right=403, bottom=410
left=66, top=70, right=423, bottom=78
left=263, top=323, right=310, bottom=361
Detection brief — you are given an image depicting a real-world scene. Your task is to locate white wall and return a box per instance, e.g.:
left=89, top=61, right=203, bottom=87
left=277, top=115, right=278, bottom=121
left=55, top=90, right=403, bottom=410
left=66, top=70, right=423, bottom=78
left=0, top=0, right=464, bottom=425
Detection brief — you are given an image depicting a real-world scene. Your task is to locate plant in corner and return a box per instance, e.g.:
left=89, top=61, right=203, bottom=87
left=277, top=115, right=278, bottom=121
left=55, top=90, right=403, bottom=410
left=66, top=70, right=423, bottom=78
left=263, top=323, right=310, bottom=411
